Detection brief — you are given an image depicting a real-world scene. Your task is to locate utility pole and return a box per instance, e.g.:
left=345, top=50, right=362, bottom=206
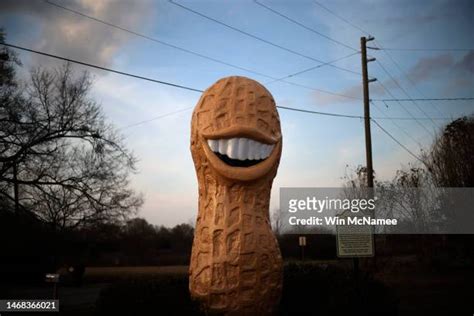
left=361, top=36, right=376, bottom=188
left=361, top=36, right=377, bottom=271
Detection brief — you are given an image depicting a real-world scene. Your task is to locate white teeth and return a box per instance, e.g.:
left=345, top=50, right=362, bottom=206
left=218, top=139, right=227, bottom=155
left=247, top=140, right=255, bottom=160
left=254, top=141, right=262, bottom=160
left=237, top=138, right=248, bottom=160
left=208, top=139, right=218, bottom=152
left=207, top=137, right=275, bottom=161
left=264, top=144, right=273, bottom=157
left=227, top=138, right=238, bottom=159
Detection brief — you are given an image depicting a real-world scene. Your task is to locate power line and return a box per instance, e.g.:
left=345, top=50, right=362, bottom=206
left=4, top=42, right=466, bottom=107
left=1, top=42, right=454, bottom=128
left=376, top=97, right=474, bottom=102
left=44, top=0, right=370, bottom=101
left=120, top=107, right=194, bottom=130
left=254, top=0, right=358, bottom=52
left=0, top=42, right=361, bottom=116
left=265, top=51, right=359, bottom=85
left=371, top=119, right=425, bottom=164
left=168, top=0, right=361, bottom=76
left=45, top=0, right=366, bottom=99
left=375, top=80, right=433, bottom=137
left=121, top=104, right=452, bottom=130
left=312, top=0, right=370, bottom=36
left=119, top=103, right=452, bottom=130
left=306, top=1, right=435, bottom=167
left=375, top=60, right=438, bottom=131
left=379, top=48, right=474, bottom=52
left=374, top=40, right=445, bottom=119
left=310, top=1, right=472, bottom=55
left=308, top=0, right=440, bottom=133
left=309, top=0, right=469, bottom=114
left=371, top=101, right=423, bottom=148
left=2, top=42, right=359, bottom=100
left=277, top=106, right=362, bottom=118
left=375, top=59, right=439, bottom=126
left=274, top=79, right=362, bottom=100
left=314, top=1, right=473, bottom=107
left=43, top=0, right=273, bottom=80
left=275, top=106, right=451, bottom=121
left=1, top=42, right=204, bottom=93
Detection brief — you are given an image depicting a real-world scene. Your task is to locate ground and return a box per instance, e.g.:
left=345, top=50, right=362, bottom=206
left=2, top=262, right=473, bottom=315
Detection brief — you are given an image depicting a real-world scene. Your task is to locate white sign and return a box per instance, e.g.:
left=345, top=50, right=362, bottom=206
left=336, top=211, right=374, bottom=258
left=298, top=236, right=306, bottom=246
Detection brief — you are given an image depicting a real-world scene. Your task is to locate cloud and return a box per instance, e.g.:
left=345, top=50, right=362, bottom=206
left=456, top=51, right=474, bottom=73
left=0, top=0, right=153, bottom=67
left=442, top=51, right=474, bottom=94
left=408, top=54, right=454, bottom=82
left=408, top=51, right=474, bottom=83
left=402, top=51, right=474, bottom=94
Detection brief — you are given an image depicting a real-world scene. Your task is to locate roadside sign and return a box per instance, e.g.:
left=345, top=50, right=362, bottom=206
left=45, top=274, right=60, bottom=283
left=336, top=210, right=374, bottom=258
left=298, top=236, right=306, bottom=246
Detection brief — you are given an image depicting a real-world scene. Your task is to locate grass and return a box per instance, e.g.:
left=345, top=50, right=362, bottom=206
left=11, top=259, right=471, bottom=315
left=84, top=265, right=188, bottom=283
left=93, top=262, right=397, bottom=315
left=95, top=274, right=201, bottom=315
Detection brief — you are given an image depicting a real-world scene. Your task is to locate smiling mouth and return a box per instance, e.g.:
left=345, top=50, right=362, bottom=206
left=207, top=138, right=275, bottom=167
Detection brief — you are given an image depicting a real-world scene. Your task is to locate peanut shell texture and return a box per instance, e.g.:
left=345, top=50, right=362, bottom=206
left=189, top=76, right=283, bottom=315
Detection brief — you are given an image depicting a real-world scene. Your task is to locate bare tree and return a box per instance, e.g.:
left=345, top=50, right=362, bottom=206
left=380, top=167, right=438, bottom=233
left=271, top=208, right=282, bottom=236
left=424, top=116, right=474, bottom=187
left=0, top=60, right=142, bottom=229
left=342, top=164, right=438, bottom=233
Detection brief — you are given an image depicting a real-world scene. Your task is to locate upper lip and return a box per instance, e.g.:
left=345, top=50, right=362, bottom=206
left=201, top=125, right=278, bottom=145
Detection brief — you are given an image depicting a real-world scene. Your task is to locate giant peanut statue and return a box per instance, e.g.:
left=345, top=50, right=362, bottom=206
left=189, top=76, right=283, bottom=314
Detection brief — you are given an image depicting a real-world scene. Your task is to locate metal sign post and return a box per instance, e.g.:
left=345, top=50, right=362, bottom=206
left=45, top=274, right=60, bottom=299
left=336, top=211, right=375, bottom=289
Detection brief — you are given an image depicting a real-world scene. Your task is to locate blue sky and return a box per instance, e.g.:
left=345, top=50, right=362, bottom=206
left=1, top=0, right=473, bottom=226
